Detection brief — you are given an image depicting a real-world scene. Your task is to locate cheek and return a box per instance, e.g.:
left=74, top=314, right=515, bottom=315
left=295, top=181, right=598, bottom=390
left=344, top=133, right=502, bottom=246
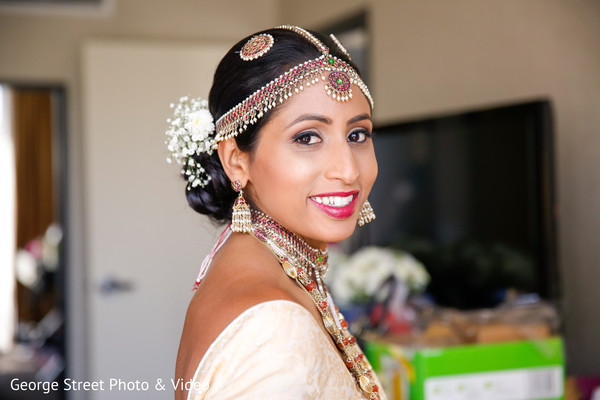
left=251, top=148, right=316, bottom=203
left=361, top=147, right=378, bottom=190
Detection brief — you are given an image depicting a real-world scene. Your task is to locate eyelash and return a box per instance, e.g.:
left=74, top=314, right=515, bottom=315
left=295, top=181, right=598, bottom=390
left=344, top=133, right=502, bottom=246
left=292, top=131, right=321, bottom=145
left=292, top=128, right=373, bottom=146
left=348, top=128, right=373, bottom=143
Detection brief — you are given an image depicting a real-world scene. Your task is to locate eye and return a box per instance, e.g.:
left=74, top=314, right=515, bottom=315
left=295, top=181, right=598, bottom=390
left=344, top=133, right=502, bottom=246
left=293, top=131, right=322, bottom=146
left=347, top=128, right=372, bottom=143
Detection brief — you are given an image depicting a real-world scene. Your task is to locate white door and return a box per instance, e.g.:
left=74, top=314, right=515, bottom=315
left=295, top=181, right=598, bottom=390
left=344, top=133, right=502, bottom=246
left=82, top=40, right=227, bottom=399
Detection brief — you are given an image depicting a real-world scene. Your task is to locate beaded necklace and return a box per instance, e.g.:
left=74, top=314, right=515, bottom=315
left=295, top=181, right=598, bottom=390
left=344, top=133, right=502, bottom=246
left=252, top=210, right=329, bottom=295
left=250, top=210, right=381, bottom=400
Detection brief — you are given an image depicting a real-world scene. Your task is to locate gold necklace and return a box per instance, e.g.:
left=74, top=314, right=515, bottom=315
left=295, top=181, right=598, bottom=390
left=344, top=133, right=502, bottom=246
left=250, top=210, right=381, bottom=400
left=252, top=210, right=329, bottom=295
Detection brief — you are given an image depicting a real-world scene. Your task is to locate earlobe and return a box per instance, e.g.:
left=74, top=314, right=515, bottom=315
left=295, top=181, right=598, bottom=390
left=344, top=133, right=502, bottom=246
left=217, top=138, right=250, bottom=186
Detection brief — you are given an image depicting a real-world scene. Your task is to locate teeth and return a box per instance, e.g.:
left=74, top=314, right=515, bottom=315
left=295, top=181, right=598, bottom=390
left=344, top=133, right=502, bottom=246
left=312, top=194, right=354, bottom=207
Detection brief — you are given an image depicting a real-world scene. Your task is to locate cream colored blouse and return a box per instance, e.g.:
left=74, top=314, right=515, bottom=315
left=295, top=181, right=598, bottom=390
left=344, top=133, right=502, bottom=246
left=187, top=300, right=385, bottom=399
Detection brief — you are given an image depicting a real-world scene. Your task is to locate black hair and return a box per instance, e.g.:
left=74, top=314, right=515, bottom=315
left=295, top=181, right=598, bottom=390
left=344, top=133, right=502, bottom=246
left=185, top=27, right=362, bottom=223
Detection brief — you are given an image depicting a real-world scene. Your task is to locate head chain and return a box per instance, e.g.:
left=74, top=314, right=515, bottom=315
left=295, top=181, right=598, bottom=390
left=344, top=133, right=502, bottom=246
left=212, top=25, right=373, bottom=148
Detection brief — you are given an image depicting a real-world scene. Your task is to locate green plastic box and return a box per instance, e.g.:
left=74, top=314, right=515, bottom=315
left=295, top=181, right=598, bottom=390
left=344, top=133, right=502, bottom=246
left=364, top=337, right=565, bottom=400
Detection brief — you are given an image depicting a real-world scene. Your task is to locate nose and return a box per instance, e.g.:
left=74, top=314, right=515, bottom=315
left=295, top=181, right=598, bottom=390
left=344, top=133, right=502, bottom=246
left=324, top=140, right=360, bottom=184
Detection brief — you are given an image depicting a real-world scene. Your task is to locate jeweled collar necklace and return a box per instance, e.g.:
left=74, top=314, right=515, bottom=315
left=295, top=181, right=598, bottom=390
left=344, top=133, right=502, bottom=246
left=250, top=210, right=382, bottom=400
left=251, top=209, right=329, bottom=294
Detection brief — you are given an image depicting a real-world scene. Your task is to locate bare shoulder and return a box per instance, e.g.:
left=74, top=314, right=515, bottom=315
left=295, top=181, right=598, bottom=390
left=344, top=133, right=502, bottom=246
left=190, top=232, right=300, bottom=323
left=174, top=233, right=305, bottom=399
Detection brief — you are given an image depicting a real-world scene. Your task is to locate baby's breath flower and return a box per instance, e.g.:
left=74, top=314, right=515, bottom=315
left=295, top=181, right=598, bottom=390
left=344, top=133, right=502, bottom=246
left=165, top=96, right=215, bottom=189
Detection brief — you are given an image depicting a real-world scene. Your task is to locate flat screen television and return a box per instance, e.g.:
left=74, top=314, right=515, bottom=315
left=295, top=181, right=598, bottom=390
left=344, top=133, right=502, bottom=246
left=351, top=100, right=558, bottom=309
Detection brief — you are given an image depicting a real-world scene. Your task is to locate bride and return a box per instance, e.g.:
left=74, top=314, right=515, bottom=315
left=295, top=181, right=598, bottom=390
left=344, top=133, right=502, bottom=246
left=168, top=25, right=383, bottom=400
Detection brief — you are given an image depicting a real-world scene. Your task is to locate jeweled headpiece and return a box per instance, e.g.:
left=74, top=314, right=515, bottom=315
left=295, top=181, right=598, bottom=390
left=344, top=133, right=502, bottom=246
left=213, top=25, right=374, bottom=146
left=165, top=25, right=373, bottom=189
left=239, top=33, right=274, bottom=61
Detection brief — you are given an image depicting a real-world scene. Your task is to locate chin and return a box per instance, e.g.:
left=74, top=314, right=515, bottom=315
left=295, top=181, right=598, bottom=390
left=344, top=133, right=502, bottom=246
left=288, top=209, right=360, bottom=246
left=316, top=220, right=359, bottom=244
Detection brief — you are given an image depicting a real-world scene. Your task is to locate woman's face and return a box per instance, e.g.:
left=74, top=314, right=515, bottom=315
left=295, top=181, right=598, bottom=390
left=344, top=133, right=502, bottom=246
left=245, top=81, right=377, bottom=249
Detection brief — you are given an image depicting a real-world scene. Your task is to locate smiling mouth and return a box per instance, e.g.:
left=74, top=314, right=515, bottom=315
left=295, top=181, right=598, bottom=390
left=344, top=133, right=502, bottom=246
left=309, top=192, right=359, bottom=219
left=310, top=194, right=355, bottom=207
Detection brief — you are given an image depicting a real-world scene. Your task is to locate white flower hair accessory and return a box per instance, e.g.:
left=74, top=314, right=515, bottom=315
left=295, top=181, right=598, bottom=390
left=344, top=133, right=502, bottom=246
left=165, top=96, right=215, bottom=190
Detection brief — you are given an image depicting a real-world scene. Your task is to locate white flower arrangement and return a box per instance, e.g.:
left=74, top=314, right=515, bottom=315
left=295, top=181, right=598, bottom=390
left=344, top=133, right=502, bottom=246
left=326, top=246, right=430, bottom=306
left=165, top=96, right=215, bottom=189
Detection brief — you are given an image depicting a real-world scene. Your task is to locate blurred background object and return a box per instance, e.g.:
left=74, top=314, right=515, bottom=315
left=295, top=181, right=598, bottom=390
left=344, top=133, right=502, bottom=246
left=357, top=100, right=557, bottom=310
left=0, top=85, right=67, bottom=400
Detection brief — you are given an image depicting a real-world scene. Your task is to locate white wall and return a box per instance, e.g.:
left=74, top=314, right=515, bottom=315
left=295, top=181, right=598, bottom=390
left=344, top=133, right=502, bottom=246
left=283, top=0, right=600, bottom=374
left=0, top=0, right=278, bottom=395
left=81, top=40, right=228, bottom=399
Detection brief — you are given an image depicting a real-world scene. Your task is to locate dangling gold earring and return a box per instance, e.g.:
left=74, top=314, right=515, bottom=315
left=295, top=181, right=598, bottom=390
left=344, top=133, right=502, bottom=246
left=358, top=200, right=376, bottom=226
left=231, top=180, right=252, bottom=233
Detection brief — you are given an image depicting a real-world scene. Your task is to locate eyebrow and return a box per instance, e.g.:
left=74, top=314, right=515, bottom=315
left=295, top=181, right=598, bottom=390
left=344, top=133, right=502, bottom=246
left=348, top=113, right=372, bottom=125
left=286, top=113, right=372, bottom=129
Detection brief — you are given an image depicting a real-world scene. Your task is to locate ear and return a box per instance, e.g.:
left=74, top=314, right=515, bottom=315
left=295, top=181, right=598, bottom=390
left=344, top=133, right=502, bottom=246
left=217, top=138, right=250, bottom=186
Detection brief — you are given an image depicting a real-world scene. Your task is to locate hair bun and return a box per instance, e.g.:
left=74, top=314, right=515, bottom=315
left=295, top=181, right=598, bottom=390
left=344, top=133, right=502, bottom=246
left=185, top=151, right=236, bottom=222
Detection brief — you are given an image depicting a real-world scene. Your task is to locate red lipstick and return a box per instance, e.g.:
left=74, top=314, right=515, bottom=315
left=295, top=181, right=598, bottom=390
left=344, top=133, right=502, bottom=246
left=309, top=191, right=359, bottom=219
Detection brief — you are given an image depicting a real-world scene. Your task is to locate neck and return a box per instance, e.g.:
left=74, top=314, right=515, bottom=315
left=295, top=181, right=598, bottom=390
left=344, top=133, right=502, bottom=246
left=301, top=236, right=328, bottom=252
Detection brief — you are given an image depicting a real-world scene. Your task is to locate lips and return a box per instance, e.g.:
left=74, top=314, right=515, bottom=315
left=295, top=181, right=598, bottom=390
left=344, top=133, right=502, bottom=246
left=309, top=191, right=359, bottom=219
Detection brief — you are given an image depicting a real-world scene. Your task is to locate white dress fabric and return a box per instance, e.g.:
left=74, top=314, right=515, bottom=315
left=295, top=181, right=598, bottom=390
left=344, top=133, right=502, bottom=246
left=188, top=300, right=385, bottom=399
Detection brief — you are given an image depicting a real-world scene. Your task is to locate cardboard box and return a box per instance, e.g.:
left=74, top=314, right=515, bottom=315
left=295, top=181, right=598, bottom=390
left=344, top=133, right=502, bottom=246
left=364, top=336, right=565, bottom=400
